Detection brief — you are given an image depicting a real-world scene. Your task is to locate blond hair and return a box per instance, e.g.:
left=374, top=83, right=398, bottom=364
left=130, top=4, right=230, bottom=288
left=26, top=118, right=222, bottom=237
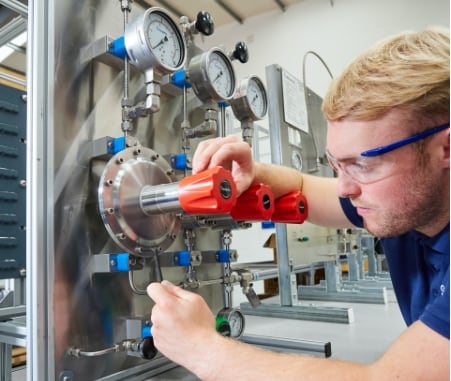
left=322, top=28, right=450, bottom=125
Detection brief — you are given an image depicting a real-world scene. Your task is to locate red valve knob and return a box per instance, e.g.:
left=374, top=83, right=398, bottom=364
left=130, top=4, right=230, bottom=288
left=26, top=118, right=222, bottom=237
left=179, top=167, right=237, bottom=214
left=271, top=191, right=308, bottom=224
left=230, top=183, right=275, bottom=221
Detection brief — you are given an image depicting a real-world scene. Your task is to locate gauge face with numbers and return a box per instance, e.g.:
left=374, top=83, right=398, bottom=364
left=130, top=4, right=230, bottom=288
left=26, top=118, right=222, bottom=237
left=291, top=149, right=303, bottom=171
left=188, top=47, right=236, bottom=103
left=217, top=308, right=245, bottom=338
left=206, top=50, right=235, bottom=99
left=231, top=75, right=267, bottom=122
left=124, top=7, right=186, bottom=74
left=246, top=76, right=267, bottom=119
left=145, top=10, right=185, bottom=69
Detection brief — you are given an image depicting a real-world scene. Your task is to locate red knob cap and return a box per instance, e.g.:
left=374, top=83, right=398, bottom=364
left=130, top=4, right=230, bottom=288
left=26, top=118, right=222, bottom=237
left=179, top=167, right=237, bottom=214
left=231, top=183, right=275, bottom=221
left=271, top=191, right=308, bottom=224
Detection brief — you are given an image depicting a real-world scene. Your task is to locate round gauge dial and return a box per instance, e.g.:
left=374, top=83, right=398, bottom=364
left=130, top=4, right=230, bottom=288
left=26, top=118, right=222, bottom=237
left=217, top=308, right=245, bottom=338
left=207, top=50, right=235, bottom=100
left=125, top=8, right=186, bottom=74
left=291, top=150, right=303, bottom=171
left=145, top=10, right=184, bottom=69
left=188, top=47, right=236, bottom=103
left=231, top=76, right=267, bottom=121
left=246, top=77, right=267, bottom=119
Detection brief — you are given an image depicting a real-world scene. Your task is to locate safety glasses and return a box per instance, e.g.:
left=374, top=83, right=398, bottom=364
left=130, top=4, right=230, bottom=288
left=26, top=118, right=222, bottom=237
left=326, top=123, right=449, bottom=184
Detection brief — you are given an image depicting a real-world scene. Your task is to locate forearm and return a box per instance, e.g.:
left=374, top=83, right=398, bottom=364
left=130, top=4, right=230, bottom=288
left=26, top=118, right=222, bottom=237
left=253, top=162, right=352, bottom=227
left=253, top=162, right=304, bottom=198
left=192, top=333, right=371, bottom=381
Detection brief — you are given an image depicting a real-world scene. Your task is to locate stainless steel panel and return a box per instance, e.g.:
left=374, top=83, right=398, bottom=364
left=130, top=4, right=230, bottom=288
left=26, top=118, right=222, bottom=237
left=28, top=1, right=233, bottom=379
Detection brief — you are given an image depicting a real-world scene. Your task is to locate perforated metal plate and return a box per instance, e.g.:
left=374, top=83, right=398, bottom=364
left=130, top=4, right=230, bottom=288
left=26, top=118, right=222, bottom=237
left=0, top=85, right=26, bottom=279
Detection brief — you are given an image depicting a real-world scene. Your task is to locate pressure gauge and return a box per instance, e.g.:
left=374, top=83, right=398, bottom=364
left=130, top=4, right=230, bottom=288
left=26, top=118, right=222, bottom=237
left=291, top=149, right=303, bottom=171
left=188, top=47, right=236, bottom=103
left=231, top=76, right=268, bottom=121
left=217, top=308, right=245, bottom=338
left=124, top=7, right=186, bottom=74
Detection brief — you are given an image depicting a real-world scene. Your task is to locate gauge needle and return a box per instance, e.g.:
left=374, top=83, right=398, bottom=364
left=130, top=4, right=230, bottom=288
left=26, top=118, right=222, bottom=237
left=213, top=70, right=223, bottom=82
left=251, top=94, right=259, bottom=104
left=151, top=35, right=168, bottom=49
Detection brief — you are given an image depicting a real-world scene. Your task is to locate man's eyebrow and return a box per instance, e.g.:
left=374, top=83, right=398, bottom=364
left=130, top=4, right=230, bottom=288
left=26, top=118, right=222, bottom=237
left=326, top=149, right=360, bottom=161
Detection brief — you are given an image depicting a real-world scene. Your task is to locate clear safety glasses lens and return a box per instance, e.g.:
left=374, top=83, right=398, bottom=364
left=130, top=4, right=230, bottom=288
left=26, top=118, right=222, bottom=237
left=326, top=151, right=395, bottom=184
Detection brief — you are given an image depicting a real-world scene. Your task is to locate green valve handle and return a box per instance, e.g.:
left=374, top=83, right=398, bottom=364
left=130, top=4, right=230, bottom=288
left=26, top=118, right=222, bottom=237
left=215, top=316, right=231, bottom=337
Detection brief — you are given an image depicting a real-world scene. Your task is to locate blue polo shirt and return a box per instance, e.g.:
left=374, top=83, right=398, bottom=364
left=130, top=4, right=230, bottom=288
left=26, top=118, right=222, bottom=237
left=340, top=197, right=450, bottom=339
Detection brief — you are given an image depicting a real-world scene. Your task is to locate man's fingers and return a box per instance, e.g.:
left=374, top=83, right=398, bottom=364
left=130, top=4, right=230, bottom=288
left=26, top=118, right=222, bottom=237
left=147, top=282, right=174, bottom=304
left=160, top=280, right=187, bottom=298
left=148, top=280, right=194, bottom=304
left=192, top=135, right=241, bottom=173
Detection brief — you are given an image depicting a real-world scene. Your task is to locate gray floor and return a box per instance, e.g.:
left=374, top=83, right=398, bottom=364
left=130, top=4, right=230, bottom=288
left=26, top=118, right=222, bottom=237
left=11, top=290, right=405, bottom=380
left=242, top=290, right=405, bottom=364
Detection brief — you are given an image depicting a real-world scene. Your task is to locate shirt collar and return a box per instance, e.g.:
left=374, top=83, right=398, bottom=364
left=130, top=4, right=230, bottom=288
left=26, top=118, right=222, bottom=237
left=412, top=223, right=450, bottom=255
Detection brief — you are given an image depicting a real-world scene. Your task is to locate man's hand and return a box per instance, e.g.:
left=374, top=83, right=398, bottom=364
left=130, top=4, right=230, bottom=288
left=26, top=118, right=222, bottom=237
left=192, top=135, right=255, bottom=195
left=147, top=281, right=217, bottom=367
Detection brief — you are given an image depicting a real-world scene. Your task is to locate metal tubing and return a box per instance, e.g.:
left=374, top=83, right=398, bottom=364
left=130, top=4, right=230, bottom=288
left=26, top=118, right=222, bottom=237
left=0, top=16, right=26, bottom=47
left=240, top=334, right=331, bottom=357
left=0, top=305, right=26, bottom=320
left=0, top=0, right=28, bottom=17
left=121, top=1, right=131, bottom=135
left=128, top=271, right=148, bottom=296
left=0, top=318, right=26, bottom=346
left=240, top=302, right=354, bottom=324
left=219, top=104, right=227, bottom=137
left=248, top=267, right=278, bottom=281
left=0, top=71, right=26, bottom=87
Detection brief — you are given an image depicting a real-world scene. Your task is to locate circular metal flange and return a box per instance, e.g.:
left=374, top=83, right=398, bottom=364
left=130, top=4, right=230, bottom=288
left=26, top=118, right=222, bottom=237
left=98, top=146, right=180, bottom=256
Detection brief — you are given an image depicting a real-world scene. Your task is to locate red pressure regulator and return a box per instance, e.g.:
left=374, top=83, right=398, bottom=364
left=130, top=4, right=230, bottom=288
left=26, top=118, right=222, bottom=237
left=178, top=166, right=237, bottom=214
left=230, top=183, right=275, bottom=221
left=271, top=191, right=308, bottom=224
left=140, top=166, right=238, bottom=215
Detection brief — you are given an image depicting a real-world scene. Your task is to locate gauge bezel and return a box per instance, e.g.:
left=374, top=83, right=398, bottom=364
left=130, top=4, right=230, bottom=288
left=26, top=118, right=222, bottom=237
left=291, top=149, right=303, bottom=172
left=231, top=75, right=268, bottom=121
left=124, top=7, right=186, bottom=74
left=217, top=307, right=245, bottom=338
left=188, top=47, right=236, bottom=103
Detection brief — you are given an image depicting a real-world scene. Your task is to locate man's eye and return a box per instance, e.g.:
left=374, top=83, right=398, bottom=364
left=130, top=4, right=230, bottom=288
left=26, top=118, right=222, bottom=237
left=350, top=161, right=372, bottom=172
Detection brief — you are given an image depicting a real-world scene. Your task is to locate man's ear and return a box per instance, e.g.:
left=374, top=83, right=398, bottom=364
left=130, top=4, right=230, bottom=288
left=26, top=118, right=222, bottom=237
left=441, top=129, right=449, bottom=168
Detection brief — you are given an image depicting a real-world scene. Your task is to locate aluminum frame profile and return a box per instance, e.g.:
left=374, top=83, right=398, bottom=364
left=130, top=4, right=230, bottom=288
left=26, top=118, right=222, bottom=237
left=26, top=0, right=55, bottom=379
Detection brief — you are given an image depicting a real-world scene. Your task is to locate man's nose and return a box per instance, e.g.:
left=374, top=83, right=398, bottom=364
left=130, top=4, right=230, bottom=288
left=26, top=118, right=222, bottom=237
left=336, top=171, right=362, bottom=199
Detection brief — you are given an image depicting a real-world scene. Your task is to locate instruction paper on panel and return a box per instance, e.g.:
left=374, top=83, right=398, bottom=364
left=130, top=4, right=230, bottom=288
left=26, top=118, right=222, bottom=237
left=281, top=68, right=308, bottom=134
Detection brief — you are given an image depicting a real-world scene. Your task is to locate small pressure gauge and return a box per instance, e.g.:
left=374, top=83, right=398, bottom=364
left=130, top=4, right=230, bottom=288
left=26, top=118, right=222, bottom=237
left=231, top=75, right=268, bottom=121
left=188, top=47, right=236, bottom=103
left=291, top=149, right=303, bottom=171
left=217, top=308, right=245, bottom=338
left=124, top=7, right=186, bottom=74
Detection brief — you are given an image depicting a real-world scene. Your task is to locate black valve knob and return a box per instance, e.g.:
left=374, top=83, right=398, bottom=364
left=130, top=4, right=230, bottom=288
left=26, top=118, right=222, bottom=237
left=232, top=41, right=249, bottom=63
left=139, top=337, right=158, bottom=360
left=195, top=11, right=215, bottom=36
